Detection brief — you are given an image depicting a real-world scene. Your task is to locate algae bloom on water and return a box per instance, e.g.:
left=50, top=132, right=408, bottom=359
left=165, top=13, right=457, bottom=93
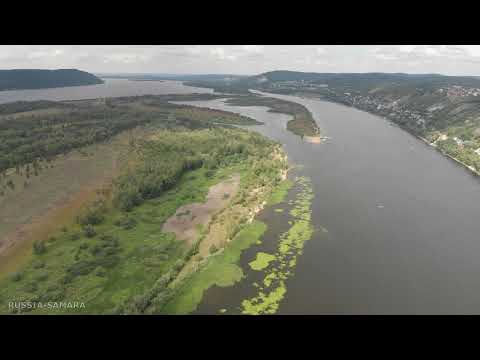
left=240, top=176, right=315, bottom=315
left=249, top=252, right=276, bottom=271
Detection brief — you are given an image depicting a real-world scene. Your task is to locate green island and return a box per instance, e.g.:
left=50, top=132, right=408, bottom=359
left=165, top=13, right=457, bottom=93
left=225, top=95, right=320, bottom=138
left=0, top=95, right=293, bottom=314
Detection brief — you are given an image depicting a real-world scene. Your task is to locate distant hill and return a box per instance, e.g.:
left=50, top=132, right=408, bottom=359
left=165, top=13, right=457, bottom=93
left=243, top=71, right=480, bottom=90
left=0, top=69, right=104, bottom=91
left=185, top=70, right=480, bottom=95
left=97, top=73, right=247, bottom=83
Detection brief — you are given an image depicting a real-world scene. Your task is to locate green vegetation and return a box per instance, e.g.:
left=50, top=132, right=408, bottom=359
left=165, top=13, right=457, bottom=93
left=267, top=179, right=293, bottom=205
left=248, top=252, right=276, bottom=271
left=159, top=221, right=268, bottom=315
left=0, top=94, right=259, bottom=195
left=226, top=95, right=320, bottom=137
left=0, top=124, right=287, bottom=314
left=241, top=176, right=314, bottom=315
left=0, top=69, right=103, bottom=91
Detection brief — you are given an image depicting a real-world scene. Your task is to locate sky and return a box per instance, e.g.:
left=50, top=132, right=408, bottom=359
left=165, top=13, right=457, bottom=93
left=1, top=45, right=480, bottom=76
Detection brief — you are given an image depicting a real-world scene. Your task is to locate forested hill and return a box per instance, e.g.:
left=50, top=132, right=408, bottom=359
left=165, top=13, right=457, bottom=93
left=187, top=70, right=480, bottom=94
left=0, top=69, right=104, bottom=91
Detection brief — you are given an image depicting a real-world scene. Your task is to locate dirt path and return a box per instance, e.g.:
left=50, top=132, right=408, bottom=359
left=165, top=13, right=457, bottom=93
left=162, top=174, right=240, bottom=246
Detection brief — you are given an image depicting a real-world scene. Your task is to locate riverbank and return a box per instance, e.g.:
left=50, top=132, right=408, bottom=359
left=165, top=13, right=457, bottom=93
left=416, top=135, right=480, bottom=176
left=175, top=89, right=480, bottom=314
left=146, top=146, right=291, bottom=314
left=287, top=91, right=480, bottom=177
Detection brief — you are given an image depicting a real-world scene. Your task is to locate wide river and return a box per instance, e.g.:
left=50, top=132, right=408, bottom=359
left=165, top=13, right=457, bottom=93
left=6, top=81, right=480, bottom=313
left=179, top=93, right=480, bottom=314
left=0, top=79, right=212, bottom=104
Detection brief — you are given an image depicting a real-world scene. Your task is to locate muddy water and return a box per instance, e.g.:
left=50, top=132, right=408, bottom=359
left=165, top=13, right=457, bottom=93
left=178, top=94, right=480, bottom=315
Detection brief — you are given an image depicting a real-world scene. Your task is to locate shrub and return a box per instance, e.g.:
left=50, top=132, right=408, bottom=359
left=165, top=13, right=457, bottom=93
left=39, top=287, right=65, bottom=302
left=32, top=260, right=45, bottom=269
left=204, top=169, right=215, bottom=178
left=24, top=282, right=38, bottom=293
left=95, top=266, right=107, bottom=277
left=173, top=259, right=185, bottom=272
left=33, top=240, right=46, bottom=255
left=11, top=272, right=23, bottom=282
left=83, top=225, right=96, bottom=238
left=78, top=202, right=106, bottom=226
left=114, top=216, right=137, bottom=230
left=34, top=272, right=49, bottom=282
left=70, top=232, right=81, bottom=241
left=67, top=260, right=96, bottom=277
left=209, top=244, right=218, bottom=254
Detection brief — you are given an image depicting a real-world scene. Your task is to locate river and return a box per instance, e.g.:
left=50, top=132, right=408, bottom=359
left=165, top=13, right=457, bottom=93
left=178, top=93, right=480, bottom=314
left=0, top=79, right=212, bottom=104
left=6, top=79, right=480, bottom=314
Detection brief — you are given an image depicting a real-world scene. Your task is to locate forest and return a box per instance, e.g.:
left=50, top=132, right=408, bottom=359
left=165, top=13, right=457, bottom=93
left=0, top=95, right=259, bottom=178
left=0, top=69, right=103, bottom=91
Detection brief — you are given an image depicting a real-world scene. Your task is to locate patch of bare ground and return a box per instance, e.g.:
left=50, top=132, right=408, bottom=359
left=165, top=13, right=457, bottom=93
left=162, top=174, right=241, bottom=247
left=171, top=145, right=290, bottom=285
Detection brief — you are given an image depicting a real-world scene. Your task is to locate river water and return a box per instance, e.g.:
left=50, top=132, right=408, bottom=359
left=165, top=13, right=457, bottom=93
left=0, top=79, right=212, bottom=104
left=179, top=94, right=480, bottom=314
left=6, top=79, right=480, bottom=314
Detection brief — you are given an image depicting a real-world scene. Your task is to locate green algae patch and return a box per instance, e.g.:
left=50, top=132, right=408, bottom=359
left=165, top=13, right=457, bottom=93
left=242, top=283, right=286, bottom=315
left=249, top=252, right=276, bottom=271
left=267, top=179, right=293, bottom=206
left=161, top=221, right=267, bottom=314
left=241, top=176, right=314, bottom=315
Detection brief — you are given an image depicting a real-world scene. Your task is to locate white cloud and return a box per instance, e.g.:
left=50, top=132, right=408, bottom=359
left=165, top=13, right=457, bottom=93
left=1, top=45, right=480, bottom=76
left=209, top=47, right=237, bottom=61
left=103, top=53, right=151, bottom=64
left=241, top=45, right=264, bottom=54
left=399, top=45, right=416, bottom=53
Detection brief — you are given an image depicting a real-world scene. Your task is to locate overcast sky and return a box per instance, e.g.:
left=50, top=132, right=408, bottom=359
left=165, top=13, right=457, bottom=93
left=1, top=45, right=480, bottom=76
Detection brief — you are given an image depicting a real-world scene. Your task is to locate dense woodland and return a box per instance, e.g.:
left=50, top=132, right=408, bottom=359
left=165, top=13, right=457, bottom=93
left=0, top=95, right=259, bottom=177
left=0, top=69, right=103, bottom=91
